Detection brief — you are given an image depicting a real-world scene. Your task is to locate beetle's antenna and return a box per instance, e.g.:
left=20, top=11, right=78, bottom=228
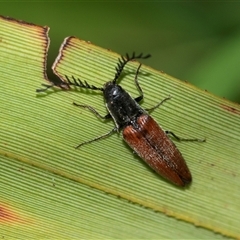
left=113, top=52, right=151, bottom=84
left=65, top=75, right=104, bottom=91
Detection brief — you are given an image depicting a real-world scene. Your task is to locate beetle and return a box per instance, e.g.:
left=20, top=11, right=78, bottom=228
left=37, top=52, right=205, bottom=187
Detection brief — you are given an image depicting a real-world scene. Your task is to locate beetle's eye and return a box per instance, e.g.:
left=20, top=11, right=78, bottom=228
left=112, top=89, right=118, bottom=96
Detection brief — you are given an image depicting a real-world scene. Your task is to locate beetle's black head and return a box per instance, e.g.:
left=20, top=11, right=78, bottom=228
left=103, top=81, right=124, bottom=103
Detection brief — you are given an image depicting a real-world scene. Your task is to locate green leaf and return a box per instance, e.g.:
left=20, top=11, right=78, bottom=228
left=0, top=15, right=239, bottom=239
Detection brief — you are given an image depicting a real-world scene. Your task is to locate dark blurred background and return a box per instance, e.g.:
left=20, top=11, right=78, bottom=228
left=2, top=2, right=240, bottom=103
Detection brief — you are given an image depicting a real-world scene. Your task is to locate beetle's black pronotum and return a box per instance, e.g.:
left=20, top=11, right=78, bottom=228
left=37, top=52, right=205, bottom=187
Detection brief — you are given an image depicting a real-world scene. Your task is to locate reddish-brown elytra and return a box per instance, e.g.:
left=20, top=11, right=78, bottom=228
left=123, top=114, right=192, bottom=186
left=37, top=52, right=205, bottom=187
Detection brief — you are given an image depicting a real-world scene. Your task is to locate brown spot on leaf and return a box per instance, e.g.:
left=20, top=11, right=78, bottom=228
left=0, top=204, right=29, bottom=224
left=221, top=104, right=240, bottom=115
left=0, top=205, right=20, bottom=223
